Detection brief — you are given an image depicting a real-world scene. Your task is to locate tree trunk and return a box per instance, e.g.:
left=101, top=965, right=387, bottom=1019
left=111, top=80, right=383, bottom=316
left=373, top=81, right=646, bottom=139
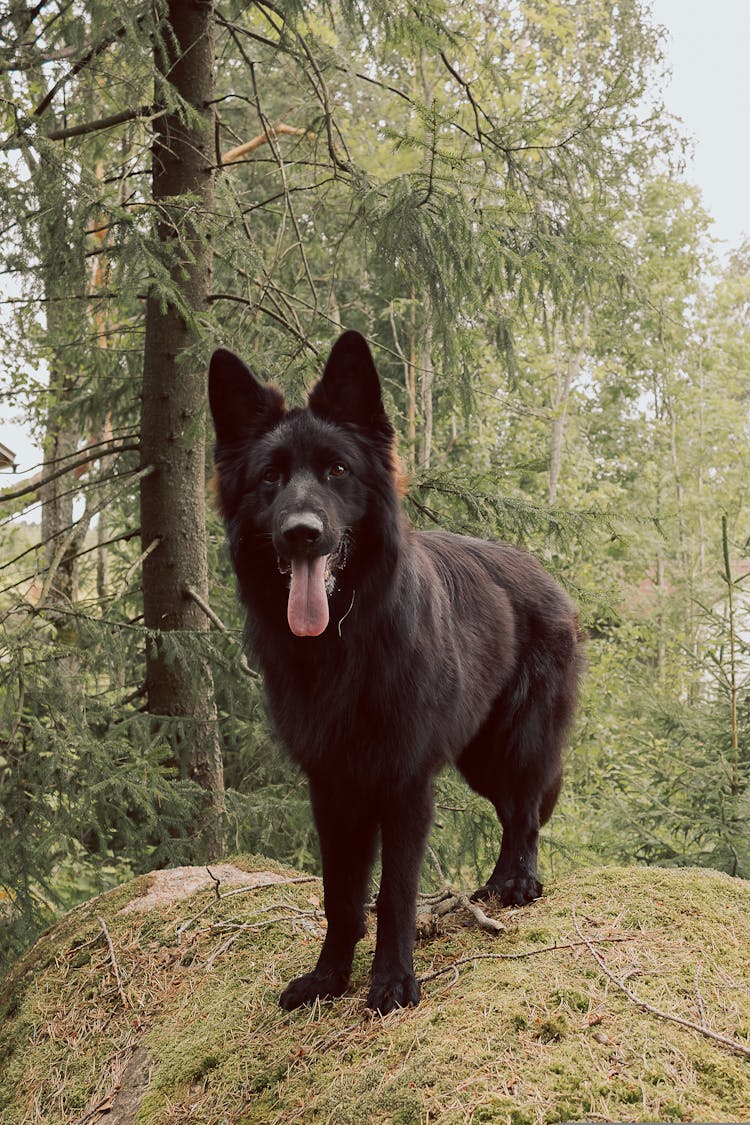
left=548, top=304, right=589, bottom=507
left=11, top=1, right=85, bottom=616
left=140, top=0, right=224, bottom=858
left=406, top=293, right=417, bottom=469
left=389, top=295, right=417, bottom=469
left=418, top=314, right=434, bottom=471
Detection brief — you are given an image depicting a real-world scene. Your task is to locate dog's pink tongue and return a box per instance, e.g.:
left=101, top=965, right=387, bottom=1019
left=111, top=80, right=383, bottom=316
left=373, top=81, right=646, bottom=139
left=287, top=556, right=330, bottom=637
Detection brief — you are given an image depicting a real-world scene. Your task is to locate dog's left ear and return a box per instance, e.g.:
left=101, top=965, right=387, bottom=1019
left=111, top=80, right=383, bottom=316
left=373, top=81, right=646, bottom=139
left=309, top=330, right=392, bottom=433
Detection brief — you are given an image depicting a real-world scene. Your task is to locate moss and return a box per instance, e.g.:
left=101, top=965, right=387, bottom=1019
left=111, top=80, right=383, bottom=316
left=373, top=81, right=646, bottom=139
left=2, top=863, right=750, bottom=1123
left=536, top=1015, right=568, bottom=1042
left=551, top=987, right=589, bottom=1011
left=508, top=1111, right=534, bottom=1125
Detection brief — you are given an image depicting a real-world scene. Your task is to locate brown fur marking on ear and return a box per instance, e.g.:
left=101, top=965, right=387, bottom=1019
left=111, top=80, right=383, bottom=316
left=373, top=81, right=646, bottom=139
left=210, top=468, right=223, bottom=511
left=393, top=454, right=411, bottom=499
left=266, top=384, right=287, bottom=419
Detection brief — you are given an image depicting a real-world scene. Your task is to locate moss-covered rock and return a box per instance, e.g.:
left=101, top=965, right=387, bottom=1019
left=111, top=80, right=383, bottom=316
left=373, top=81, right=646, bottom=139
left=1, top=862, right=749, bottom=1123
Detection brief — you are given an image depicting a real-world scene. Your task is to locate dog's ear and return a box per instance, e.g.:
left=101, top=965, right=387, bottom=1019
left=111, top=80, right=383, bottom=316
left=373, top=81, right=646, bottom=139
left=208, top=348, right=285, bottom=445
left=309, top=331, right=392, bottom=434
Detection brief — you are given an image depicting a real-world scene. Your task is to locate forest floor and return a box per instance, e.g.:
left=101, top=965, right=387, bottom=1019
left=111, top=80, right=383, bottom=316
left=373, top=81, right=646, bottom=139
left=1, top=859, right=749, bottom=1124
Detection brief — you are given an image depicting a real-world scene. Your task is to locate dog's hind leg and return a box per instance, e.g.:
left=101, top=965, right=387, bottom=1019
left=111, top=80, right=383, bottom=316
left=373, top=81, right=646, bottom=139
left=471, top=764, right=561, bottom=906
left=279, top=779, right=377, bottom=1011
left=459, top=707, right=564, bottom=907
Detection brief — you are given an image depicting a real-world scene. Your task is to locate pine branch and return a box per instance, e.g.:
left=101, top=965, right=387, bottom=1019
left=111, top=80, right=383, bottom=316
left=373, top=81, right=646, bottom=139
left=2, top=14, right=148, bottom=148
left=207, top=293, right=317, bottom=353
left=31, top=18, right=141, bottom=121
left=1, top=668, right=25, bottom=750
left=0, top=44, right=78, bottom=71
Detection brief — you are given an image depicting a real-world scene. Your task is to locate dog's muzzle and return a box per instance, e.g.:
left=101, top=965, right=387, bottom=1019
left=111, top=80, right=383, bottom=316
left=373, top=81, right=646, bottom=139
left=276, top=522, right=351, bottom=637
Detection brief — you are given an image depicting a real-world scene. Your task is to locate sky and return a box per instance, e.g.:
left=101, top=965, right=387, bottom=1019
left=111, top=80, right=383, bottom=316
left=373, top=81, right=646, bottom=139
left=1, top=2, right=749, bottom=480
left=650, top=0, right=750, bottom=252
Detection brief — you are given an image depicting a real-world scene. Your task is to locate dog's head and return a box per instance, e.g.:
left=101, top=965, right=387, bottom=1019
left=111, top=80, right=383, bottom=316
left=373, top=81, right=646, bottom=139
left=209, top=331, right=397, bottom=636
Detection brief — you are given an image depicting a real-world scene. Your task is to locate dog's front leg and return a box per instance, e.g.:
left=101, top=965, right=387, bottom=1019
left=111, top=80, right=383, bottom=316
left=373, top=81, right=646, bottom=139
left=367, top=781, right=432, bottom=1015
left=279, top=778, right=377, bottom=1011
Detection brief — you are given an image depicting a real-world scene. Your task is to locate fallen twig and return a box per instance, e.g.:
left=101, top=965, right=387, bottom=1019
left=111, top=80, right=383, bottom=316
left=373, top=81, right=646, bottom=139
left=419, top=850, right=506, bottom=933
left=457, top=894, right=507, bottom=934
left=573, top=913, right=750, bottom=1060
left=206, top=866, right=222, bottom=900
left=175, top=875, right=320, bottom=942
left=98, top=916, right=129, bottom=1009
left=418, top=935, right=638, bottom=984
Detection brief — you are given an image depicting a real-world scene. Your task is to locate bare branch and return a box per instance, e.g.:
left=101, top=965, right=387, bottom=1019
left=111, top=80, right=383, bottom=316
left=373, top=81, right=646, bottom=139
left=220, top=123, right=311, bottom=166
left=15, top=431, right=140, bottom=475
left=112, top=537, right=160, bottom=602
left=207, top=292, right=318, bottom=354
left=175, top=875, right=321, bottom=942
left=0, top=442, right=140, bottom=505
left=44, top=104, right=159, bottom=143
left=457, top=894, right=507, bottom=934
left=35, top=517, right=81, bottom=611
left=184, top=584, right=260, bottom=680
left=0, top=44, right=78, bottom=71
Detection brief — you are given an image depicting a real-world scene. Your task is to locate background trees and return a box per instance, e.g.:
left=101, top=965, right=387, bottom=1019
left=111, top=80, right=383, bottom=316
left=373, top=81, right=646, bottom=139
left=1, top=0, right=748, bottom=966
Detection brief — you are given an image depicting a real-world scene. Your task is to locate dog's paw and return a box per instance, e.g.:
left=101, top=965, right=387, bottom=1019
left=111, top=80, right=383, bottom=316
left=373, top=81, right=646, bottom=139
left=278, top=968, right=349, bottom=1011
left=471, top=875, right=542, bottom=907
left=366, top=972, right=421, bottom=1015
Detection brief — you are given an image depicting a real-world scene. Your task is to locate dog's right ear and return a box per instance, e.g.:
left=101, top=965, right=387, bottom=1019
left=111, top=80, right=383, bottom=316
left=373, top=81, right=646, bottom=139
left=208, top=348, right=285, bottom=445
left=308, top=330, right=392, bottom=436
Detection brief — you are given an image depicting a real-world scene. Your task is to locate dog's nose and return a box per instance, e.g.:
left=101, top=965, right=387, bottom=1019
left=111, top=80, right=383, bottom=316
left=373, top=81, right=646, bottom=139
left=280, top=512, right=324, bottom=552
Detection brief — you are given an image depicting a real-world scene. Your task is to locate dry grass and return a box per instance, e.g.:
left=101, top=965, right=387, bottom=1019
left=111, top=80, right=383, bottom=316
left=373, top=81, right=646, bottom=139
left=2, top=861, right=750, bottom=1124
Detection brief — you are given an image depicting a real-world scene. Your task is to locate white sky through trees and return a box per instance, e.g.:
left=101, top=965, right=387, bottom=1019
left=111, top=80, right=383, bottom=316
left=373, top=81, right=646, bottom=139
left=651, top=0, right=750, bottom=252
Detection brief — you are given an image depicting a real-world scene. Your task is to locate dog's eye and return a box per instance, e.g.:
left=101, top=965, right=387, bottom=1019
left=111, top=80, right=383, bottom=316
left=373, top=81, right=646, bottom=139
left=328, top=462, right=348, bottom=479
left=261, top=466, right=281, bottom=484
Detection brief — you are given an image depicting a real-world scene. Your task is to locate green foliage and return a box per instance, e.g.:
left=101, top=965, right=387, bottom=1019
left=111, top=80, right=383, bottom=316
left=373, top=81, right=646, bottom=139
left=0, top=612, right=206, bottom=968
left=1, top=0, right=749, bottom=975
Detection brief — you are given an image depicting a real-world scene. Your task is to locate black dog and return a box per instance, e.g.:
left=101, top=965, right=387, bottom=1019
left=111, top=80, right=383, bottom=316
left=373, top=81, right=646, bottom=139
left=209, top=331, right=581, bottom=1014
